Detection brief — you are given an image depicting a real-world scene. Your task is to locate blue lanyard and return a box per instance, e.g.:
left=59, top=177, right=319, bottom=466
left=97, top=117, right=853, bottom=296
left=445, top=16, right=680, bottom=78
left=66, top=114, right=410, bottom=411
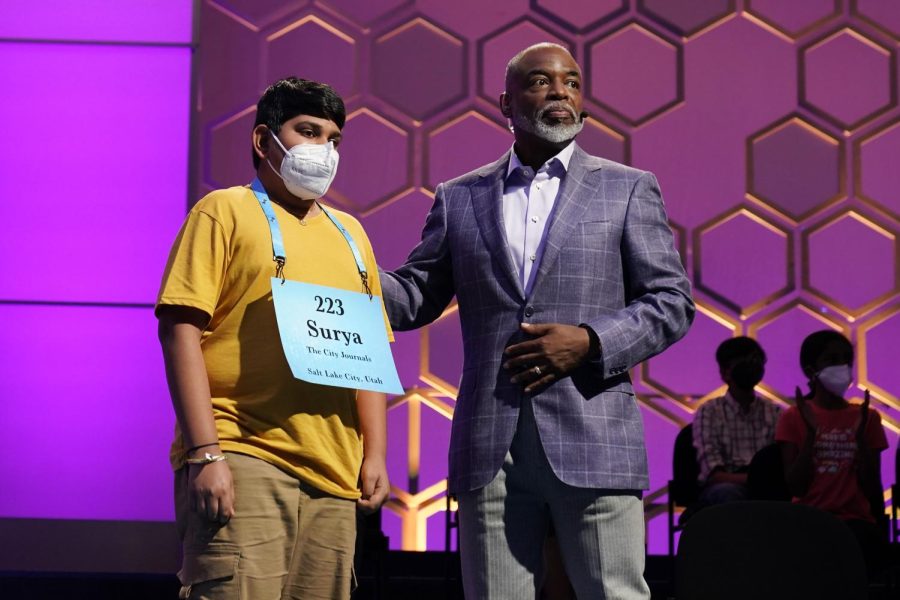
left=250, top=178, right=371, bottom=297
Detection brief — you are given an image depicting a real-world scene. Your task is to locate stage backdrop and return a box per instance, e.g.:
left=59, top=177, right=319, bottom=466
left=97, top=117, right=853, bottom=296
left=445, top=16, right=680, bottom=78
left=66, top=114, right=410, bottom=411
left=191, top=0, right=900, bottom=553
left=1, top=0, right=899, bottom=564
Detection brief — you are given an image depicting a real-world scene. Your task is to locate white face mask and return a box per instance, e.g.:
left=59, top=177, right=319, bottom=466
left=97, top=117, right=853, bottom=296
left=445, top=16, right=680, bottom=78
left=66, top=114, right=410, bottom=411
left=267, top=133, right=339, bottom=200
left=816, top=364, right=853, bottom=397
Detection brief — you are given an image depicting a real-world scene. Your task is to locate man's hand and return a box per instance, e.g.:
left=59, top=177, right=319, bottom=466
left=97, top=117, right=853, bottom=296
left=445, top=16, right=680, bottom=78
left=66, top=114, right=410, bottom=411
left=504, top=323, right=592, bottom=393
left=188, top=458, right=235, bottom=524
left=357, top=456, right=389, bottom=514
left=795, top=386, right=817, bottom=434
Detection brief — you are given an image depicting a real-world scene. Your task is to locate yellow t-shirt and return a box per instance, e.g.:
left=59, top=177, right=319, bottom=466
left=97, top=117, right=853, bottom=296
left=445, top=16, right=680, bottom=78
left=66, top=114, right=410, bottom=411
left=156, top=184, right=392, bottom=499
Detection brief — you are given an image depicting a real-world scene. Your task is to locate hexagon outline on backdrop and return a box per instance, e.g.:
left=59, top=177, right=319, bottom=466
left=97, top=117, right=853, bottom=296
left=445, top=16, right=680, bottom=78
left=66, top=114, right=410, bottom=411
left=324, top=106, right=415, bottom=214
left=858, top=303, right=900, bottom=411
left=584, top=21, right=685, bottom=127
left=742, top=0, right=843, bottom=41
left=314, top=0, right=415, bottom=31
left=746, top=299, right=850, bottom=403
left=745, top=114, right=846, bottom=225
left=798, top=26, right=898, bottom=133
left=370, top=16, right=469, bottom=124
left=422, top=109, right=510, bottom=193
left=850, top=0, right=900, bottom=43
left=419, top=301, right=461, bottom=399
left=265, top=12, right=355, bottom=43
left=207, top=0, right=276, bottom=33
left=800, top=209, right=899, bottom=321
left=204, top=104, right=257, bottom=191
left=262, top=13, right=360, bottom=103
left=475, top=15, right=576, bottom=107
left=854, top=115, right=900, bottom=220
left=529, top=0, right=629, bottom=34
left=692, top=205, right=795, bottom=318
left=639, top=299, right=740, bottom=410
left=636, top=0, right=738, bottom=40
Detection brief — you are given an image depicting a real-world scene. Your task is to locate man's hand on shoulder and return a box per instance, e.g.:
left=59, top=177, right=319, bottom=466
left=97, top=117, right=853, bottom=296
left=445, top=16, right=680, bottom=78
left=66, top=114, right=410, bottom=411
left=503, top=323, right=593, bottom=393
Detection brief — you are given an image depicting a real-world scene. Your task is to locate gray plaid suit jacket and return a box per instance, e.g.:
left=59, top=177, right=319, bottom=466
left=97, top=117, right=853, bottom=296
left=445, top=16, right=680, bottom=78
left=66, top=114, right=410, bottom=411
left=381, top=144, right=694, bottom=494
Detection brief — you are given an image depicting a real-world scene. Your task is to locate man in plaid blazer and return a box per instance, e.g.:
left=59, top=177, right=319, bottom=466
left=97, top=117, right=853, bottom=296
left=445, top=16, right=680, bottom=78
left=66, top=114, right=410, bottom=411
left=380, top=43, right=694, bottom=599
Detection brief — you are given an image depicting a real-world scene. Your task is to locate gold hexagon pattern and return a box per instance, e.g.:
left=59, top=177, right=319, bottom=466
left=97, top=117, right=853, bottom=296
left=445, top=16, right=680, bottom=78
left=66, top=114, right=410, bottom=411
left=193, top=1, right=900, bottom=552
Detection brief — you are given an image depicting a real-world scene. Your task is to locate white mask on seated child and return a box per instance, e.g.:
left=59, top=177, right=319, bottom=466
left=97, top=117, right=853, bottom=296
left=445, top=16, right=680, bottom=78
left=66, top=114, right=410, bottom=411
left=816, top=364, right=852, bottom=398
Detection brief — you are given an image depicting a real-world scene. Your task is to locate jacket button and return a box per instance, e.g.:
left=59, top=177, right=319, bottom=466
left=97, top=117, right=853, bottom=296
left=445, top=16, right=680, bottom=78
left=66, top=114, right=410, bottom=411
left=524, top=306, right=534, bottom=317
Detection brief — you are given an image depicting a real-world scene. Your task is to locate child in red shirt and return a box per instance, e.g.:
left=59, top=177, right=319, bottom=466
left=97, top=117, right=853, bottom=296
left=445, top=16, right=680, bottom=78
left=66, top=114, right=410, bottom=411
left=776, top=330, right=887, bottom=577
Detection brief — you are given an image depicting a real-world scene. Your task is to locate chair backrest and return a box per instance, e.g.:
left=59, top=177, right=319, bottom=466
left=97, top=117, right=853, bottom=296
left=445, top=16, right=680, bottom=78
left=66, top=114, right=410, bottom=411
left=746, top=443, right=791, bottom=501
left=670, top=423, right=700, bottom=506
left=675, top=501, right=868, bottom=600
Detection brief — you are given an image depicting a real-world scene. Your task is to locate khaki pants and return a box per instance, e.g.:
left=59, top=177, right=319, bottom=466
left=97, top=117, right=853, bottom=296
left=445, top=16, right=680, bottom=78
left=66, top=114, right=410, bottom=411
left=176, top=452, right=356, bottom=600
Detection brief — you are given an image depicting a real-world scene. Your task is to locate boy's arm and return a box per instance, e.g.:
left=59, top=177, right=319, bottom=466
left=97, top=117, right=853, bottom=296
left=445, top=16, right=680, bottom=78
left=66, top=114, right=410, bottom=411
left=356, top=389, right=389, bottom=514
left=158, top=305, right=234, bottom=523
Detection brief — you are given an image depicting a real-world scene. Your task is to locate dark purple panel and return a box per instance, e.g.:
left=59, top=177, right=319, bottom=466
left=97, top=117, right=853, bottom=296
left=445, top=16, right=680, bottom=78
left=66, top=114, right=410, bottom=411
left=862, top=310, right=900, bottom=399
left=803, top=29, right=894, bottom=129
left=753, top=304, right=845, bottom=400
left=426, top=112, right=512, bottom=190
left=853, top=0, right=900, bottom=40
left=745, top=0, right=839, bottom=37
left=371, top=19, right=467, bottom=121
left=806, top=213, right=896, bottom=312
left=363, top=190, right=433, bottom=271
left=698, top=210, right=790, bottom=313
left=534, top=0, right=627, bottom=32
left=858, top=120, right=900, bottom=218
left=644, top=309, right=734, bottom=398
left=750, top=119, right=842, bottom=221
left=639, top=0, right=735, bottom=36
left=318, top=0, right=411, bottom=26
left=265, top=17, right=357, bottom=99
left=0, top=305, right=174, bottom=521
left=0, top=43, right=191, bottom=303
left=420, top=0, right=529, bottom=40
left=588, top=24, right=681, bottom=124
left=328, top=110, right=411, bottom=212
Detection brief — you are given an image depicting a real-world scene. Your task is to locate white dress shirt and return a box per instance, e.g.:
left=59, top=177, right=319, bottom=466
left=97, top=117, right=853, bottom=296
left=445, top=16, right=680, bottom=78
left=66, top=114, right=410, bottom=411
left=502, top=142, right=575, bottom=294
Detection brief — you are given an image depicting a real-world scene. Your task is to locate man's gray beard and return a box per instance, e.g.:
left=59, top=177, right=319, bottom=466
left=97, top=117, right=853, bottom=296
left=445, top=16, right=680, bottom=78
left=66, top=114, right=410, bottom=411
left=512, top=111, right=584, bottom=144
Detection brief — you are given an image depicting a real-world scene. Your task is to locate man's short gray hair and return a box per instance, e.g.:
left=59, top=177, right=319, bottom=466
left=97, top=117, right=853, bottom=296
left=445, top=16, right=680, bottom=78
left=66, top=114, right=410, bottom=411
left=504, top=42, right=574, bottom=89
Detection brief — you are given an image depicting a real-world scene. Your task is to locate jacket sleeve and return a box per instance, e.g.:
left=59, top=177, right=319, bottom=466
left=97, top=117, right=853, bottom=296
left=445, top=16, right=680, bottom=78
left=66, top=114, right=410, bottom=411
left=379, top=183, right=456, bottom=331
left=583, top=171, right=695, bottom=378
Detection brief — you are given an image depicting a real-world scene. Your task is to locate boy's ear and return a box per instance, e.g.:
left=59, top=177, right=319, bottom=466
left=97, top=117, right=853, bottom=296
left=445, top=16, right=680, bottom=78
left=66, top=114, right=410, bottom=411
left=252, top=124, right=270, bottom=161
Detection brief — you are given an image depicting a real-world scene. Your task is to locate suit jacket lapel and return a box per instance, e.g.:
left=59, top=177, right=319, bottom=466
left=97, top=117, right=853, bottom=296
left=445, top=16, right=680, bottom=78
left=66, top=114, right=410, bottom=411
left=471, top=150, right=526, bottom=301
left=529, top=144, right=604, bottom=297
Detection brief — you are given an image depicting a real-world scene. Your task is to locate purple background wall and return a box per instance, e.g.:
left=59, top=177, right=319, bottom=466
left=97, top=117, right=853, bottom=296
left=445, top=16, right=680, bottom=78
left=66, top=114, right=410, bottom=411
left=2, top=0, right=900, bottom=563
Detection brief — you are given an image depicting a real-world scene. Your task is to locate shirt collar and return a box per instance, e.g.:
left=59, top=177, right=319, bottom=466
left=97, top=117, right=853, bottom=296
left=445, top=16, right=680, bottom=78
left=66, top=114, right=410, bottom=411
left=724, top=390, right=759, bottom=413
left=505, top=141, right=576, bottom=182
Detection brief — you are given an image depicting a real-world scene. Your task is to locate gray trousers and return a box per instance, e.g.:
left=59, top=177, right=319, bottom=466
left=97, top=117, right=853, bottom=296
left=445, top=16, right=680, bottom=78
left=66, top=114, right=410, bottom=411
left=457, top=400, right=651, bottom=600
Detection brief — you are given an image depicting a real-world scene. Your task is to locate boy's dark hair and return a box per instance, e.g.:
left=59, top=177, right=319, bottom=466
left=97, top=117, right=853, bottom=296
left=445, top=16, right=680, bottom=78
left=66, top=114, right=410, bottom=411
left=251, top=77, right=346, bottom=169
left=799, top=330, right=852, bottom=372
left=715, top=336, right=765, bottom=370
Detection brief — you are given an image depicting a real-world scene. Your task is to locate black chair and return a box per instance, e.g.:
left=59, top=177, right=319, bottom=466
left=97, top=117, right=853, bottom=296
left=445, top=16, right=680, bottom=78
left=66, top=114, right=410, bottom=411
left=676, top=501, right=868, bottom=600
left=746, top=442, right=791, bottom=501
left=668, top=423, right=700, bottom=557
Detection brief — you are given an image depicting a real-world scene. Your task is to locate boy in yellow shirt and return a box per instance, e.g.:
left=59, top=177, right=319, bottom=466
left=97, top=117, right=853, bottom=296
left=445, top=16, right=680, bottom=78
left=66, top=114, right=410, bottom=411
left=157, top=77, right=390, bottom=599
